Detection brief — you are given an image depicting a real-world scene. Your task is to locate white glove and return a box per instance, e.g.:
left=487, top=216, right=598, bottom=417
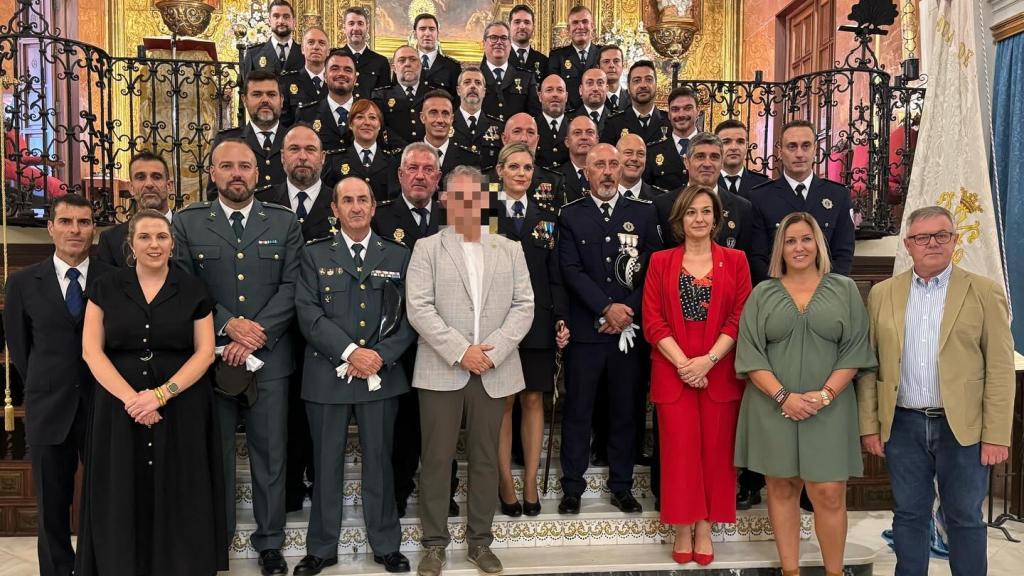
left=618, top=323, right=639, bottom=353
left=214, top=346, right=264, bottom=372
left=336, top=363, right=382, bottom=392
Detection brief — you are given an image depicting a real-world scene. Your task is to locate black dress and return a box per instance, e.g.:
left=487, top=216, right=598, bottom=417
left=77, top=267, right=227, bottom=576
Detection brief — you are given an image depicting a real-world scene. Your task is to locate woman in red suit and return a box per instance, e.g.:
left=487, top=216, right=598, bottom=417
left=642, top=184, right=752, bottom=565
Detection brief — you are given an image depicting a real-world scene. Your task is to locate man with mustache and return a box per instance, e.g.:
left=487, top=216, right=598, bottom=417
left=557, top=143, right=662, bottom=516
left=644, top=85, right=700, bottom=191
left=297, top=50, right=356, bottom=152
left=337, top=6, right=391, bottom=100
left=420, top=89, right=478, bottom=181
left=97, top=151, right=174, bottom=267
left=571, top=68, right=610, bottom=134
left=558, top=115, right=599, bottom=203
left=479, top=21, right=540, bottom=123
left=547, top=5, right=602, bottom=110
left=241, top=0, right=304, bottom=80
left=485, top=113, right=566, bottom=212
left=174, top=139, right=303, bottom=576
left=279, top=27, right=330, bottom=127
left=601, top=60, right=671, bottom=145
left=414, top=13, right=461, bottom=94
left=206, top=70, right=288, bottom=200
left=535, top=74, right=569, bottom=168
left=372, top=46, right=436, bottom=148
left=451, top=66, right=503, bottom=171
left=508, top=4, right=549, bottom=83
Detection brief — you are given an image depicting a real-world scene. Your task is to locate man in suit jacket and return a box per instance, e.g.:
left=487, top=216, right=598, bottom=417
left=598, top=45, right=630, bottom=114
left=241, top=0, right=304, bottom=83
left=279, top=26, right=329, bottom=128
left=97, top=151, right=174, bottom=267
left=293, top=178, right=416, bottom=575
left=339, top=7, right=391, bottom=100
left=749, top=120, right=855, bottom=283
left=615, top=133, right=666, bottom=201
left=420, top=89, right=479, bottom=181
left=414, top=14, right=461, bottom=94
left=857, top=206, right=1015, bottom=576
left=372, top=46, right=436, bottom=148
left=206, top=70, right=288, bottom=200
left=407, top=166, right=534, bottom=576
left=547, top=5, right=602, bottom=110
left=558, top=115, right=598, bottom=203
left=296, top=51, right=356, bottom=152
left=571, top=68, right=610, bottom=135
left=557, top=144, right=662, bottom=516
left=643, top=85, right=699, bottom=191
left=508, top=4, right=549, bottom=83
left=452, top=66, right=504, bottom=171
left=715, top=119, right=770, bottom=201
left=601, top=61, right=670, bottom=146
left=536, top=74, right=570, bottom=168
left=5, top=194, right=114, bottom=576
left=174, top=139, right=303, bottom=576
left=479, top=22, right=541, bottom=124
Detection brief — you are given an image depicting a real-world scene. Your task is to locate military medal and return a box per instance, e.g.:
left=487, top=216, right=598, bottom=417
left=620, top=128, right=628, bottom=139
left=822, top=198, right=833, bottom=209
left=340, top=163, right=350, bottom=175
left=514, top=78, right=523, bottom=93
left=623, top=221, right=635, bottom=232
left=259, top=56, right=267, bottom=68
left=564, top=59, right=572, bottom=70
left=329, top=216, right=338, bottom=234
left=655, top=153, right=664, bottom=166
left=394, top=228, right=406, bottom=243
left=313, top=119, right=322, bottom=132
left=289, top=84, right=298, bottom=95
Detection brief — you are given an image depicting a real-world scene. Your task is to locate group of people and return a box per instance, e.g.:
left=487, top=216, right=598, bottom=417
left=4, top=2, right=1016, bottom=576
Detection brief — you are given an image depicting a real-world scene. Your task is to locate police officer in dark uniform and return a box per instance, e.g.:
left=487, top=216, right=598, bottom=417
left=643, top=86, right=700, bottom=191
left=600, top=60, right=671, bottom=145
left=278, top=26, right=329, bottom=128
left=557, top=115, right=599, bottom=203
left=480, top=22, right=541, bottom=124
left=321, top=100, right=401, bottom=201
left=241, top=0, right=304, bottom=81
left=485, top=113, right=566, bottom=211
left=556, top=143, right=662, bottom=516
left=749, top=119, right=855, bottom=284
left=338, top=6, right=391, bottom=100
left=571, top=68, right=611, bottom=135
left=715, top=119, right=771, bottom=201
left=535, top=75, right=570, bottom=169
left=508, top=4, right=549, bottom=83
left=207, top=70, right=288, bottom=201
left=547, top=5, right=602, bottom=111
left=296, top=51, right=357, bottom=153
left=372, top=46, right=436, bottom=149
left=452, top=66, right=504, bottom=171
left=419, top=89, right=480, bottom=181
left=414, top=14, right=461, bottom=94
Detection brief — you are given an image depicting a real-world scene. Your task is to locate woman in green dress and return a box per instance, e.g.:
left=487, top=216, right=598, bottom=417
left=734, top=212, right=876, bottom=576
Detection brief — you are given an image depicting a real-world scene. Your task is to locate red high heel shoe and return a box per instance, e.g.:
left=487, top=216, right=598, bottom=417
left=671, top=550, right=693, bottom=564
left=693, top=551, right=714, bottom=566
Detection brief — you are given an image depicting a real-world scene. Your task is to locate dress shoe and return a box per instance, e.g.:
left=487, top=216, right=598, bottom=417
left=611, top=491, right=643, bottom=513
left=694, top=551, right=714, bottom=566
left=736, top=488, right=762, bottom=510
left=558, top=494, right=581, bottom=514
left=467, top=545, right=503, bottom=575
left=671, top=550, right=693, bottom=564
left=258, top=549, right=288, bottom=576
left=417, top=546, right=446, bottom=576
left=522, top=499, right=542, bottom=516
left=590, top=452, right=609, bottom=466
left=293, top=555, right=337, bottom=575
left=397, top=498, right=408, bottom=518
left=636, top=452, right=654, bottom=466
left=374, top=551, right=411, bottom=573
left=448, top=498, right=460, bottom=517
left=499, top=496, right=523, bottom=517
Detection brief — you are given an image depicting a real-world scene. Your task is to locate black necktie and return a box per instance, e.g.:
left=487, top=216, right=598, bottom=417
left=468, top=115, right=478, bottom=134
left=413, top=207, right=430, bottom=235
left=406, top=85, right=415, bottom=99
left=623, top=188, right=635, bottom=199
left=795, top=183, right=807, bottom=199
left=726, top=175, right=739, bottom=195
left=601, top=202, right=612, bottom=221
left=512, top=200, right=525, bottom=233
left=230, top=211, right=244, bottom=240
left=260, top=131, right=273, bottom=151
left=678, top=138, right=689, bottom=157
left=578, top=168, right=590, bottom=191
left=352, top=51, right=361, bottom=64
left=295, top=191, right=308, bottom=220
left=361, top=148, right=372, bottom=167
left=610, top=94, right=618, bottom=110
left=639, top=114, right=651, bottom=129
left=64, top=268, right=84, bottom=317
left=351, top=243, right=364, bottom=268
left=494, top=68, right=504, bottom=83
left=579, top=49, right=587, bottom=63
left=421, top=54, right=430, bottom=71
left=590, top=110, right=600, bottom=124
left=312, top=76, right=323, bottom=93
left=336, top=107, right=348, bottom=127
left=550, top=119, right=558, bottom=133
left=278, top=43, right=287, bottom=63
left=517, top=48, right=526, bottom=63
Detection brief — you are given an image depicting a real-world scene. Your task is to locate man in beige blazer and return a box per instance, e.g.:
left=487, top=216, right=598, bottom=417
left=406, top=165, right=535, bottom=576
left=857, top=205, right=1014, bottom=576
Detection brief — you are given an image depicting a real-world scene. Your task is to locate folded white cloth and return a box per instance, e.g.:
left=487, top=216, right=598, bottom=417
left=336, top=363, right=382, bottom=392
left=214, top=346, right=264, bottom=371
left=618, top=323, right=639, bottom=353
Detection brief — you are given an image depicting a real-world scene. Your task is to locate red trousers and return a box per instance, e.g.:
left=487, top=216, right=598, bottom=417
left=656, top=387, right=739, bottom=525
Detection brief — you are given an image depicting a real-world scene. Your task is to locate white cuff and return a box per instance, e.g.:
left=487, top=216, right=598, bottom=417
left=341, top=343, right=359, bottom=362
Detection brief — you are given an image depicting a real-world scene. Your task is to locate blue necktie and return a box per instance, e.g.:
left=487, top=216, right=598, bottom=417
left=296, top=191, right=308, bottom=220
left=336, top=106, right=348, bottom=127
left=65, top=268, right=84, bottom=317
left=512, top=200, right=525, bottom=233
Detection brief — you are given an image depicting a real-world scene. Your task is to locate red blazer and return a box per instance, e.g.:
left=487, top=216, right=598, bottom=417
left=642, top=242, right=752, bottom=404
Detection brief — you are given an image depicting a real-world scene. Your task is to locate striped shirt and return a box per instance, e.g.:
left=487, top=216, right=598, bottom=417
left=897, top=264, right=952, bottom=409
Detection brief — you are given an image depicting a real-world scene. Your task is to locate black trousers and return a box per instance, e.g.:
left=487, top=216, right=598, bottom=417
left=32, top=398, right=88, bottom=576
left=285, top=350, right=315, bottom=512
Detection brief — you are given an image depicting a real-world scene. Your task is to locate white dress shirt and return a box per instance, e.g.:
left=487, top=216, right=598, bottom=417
left=488, top=61, right=509, bottom=81
left=674, top=128, right=698, bottom=155
left=219, top=198, right=254, bottom=228
left=618, top=181, right=643, bottom=199
left=250, top=121, right=280, bottom=148
left=721, top=168, right=747, bottom=192
left=306, top=68, right=325, bottom=87
left=503, top=194, right=529, bottom=217
left=53, top=254, right=88, bottom=295
left=354, top=142, right=378, bottom=164
left=591, top=192, right=620, bottom=213
left=418, top=49, right=438, bottom=69
left=543, top=113, right=563, bottom=132
left=784, top=172, right=814, bottom=199
left=403, top=195, right=431, bottom=226
left=328, top=95, right=353, bottom=125
left=286, top=179, right=322, bottom=215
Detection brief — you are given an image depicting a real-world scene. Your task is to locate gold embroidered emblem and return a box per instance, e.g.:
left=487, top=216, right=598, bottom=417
left=655, top=153, right=664, bottom=166
left=564, top=59, right=572, bottom=70
left=289, top=84, right=298, bottom=95
left=259, top=56, right=267, bottom=68
left=340, top=163, right=350, bottom=175
left=623, top=221, right=635, bottom=232
left=387, top=98, right=396, bottom=109
left=312, top=119, right=322, bottom=132
left=394, top=228, right=406, bottom=243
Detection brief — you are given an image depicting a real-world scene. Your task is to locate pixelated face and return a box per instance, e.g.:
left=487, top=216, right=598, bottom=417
left=779, top=125, right=816, bottom=179
left=616, top=135, right=646, bottom=182
left=599, top=49, right=623, bottom=85
left=350, top=106, right=381, bottom=146
left=48, top=203, right=95, bottom=261
left=781, top=220, right=818, bottom=273
left=282, top=127, right=324, bottom=188
left=325, top=53, right=356, bottom=96
left=585, top=145, right=621, bottom=200
left=344, top=12, right=368, bottom=46
left=539, top=75, right=567, bottom=117
left=566, top=115, right=597, bottom=156
left=502, top=114, right=539, bottom=151
left=509, top=9, right=534, bottom=44
left=393, top=47, right=422, bottom=84
left=442, top=173, right=490, bottom=227
left=243, top=79, right=283, bottom=125
left=302, top=28, right=329, bottom=66
left=580, top=69, right=606, bottom=108
left=421, top=96, right=454, bottom=142
left=332, top=178, right=376, bottom=235
left=484, top=24, right=510, bottom=65
left=497, top=151, right=534, bottom=195
left=131, top=216, right=174, bottom=269
left=628, top=65, right=656, bottom=105
left=210, top=141, right=258, bottom=204
left=668, top=94, right=697, bottom=136
left=683, top=143, right=723, bottom=188
left=269, top=5, right=294, bottom=39
left=903, top=215, right=957, bottom=273
left=129, top=158, right=172, bottom=211
left=415, top=17, right=439, bottom=51
left=718, top=127, right=749, bottom=170
left=398, top=149, right=441, bottom=203
left=681, top=192, right=716, bottom=241
left=568, top=9, right=593, bottom=47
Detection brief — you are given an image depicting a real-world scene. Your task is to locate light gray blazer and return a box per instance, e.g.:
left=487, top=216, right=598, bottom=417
left=406, top=227, right=535, bottom=398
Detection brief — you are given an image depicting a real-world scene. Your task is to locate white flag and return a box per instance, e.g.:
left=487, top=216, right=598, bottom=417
left=895, top=0, right=1006, bottom=291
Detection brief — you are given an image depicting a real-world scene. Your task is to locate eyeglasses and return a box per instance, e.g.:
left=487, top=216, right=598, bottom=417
left=486, top=35, right=510, bottom=44
left=907, top=231, right=955, bottom=246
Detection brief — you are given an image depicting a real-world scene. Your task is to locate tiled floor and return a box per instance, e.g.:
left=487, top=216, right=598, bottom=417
left=0, top=510, right=1021, bottom=574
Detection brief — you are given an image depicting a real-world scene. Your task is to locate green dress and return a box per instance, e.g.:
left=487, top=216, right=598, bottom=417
left=733, top=273, right=877, bottom=482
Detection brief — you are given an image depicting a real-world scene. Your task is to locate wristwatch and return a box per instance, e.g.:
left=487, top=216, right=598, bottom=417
left=708, top=352, right=720, bottom=364
left=165, top=381, right=181, bottom=397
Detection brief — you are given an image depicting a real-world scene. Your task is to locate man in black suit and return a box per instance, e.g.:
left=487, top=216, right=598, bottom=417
left=452, top=66, right=503, bottom=171
left=571, top=68, right=610, bottom=134
left=599, top=45, right=630, bottom=114
left=372, top=46, right=434, bottom=148
left=414, top=14, right=460, bottom=94
left=480, top=21, right=541, bottom=123
left=558, top=115, right=598, bottom=203
left=715, top=119, right=771, bottom=201
left=601, top=60, right=670, bottom=145
left=5, top=194, right=114, bottom=576
left=97, top=151, right=174, bottom=267
left=535, top=74, right=569, bottom=169
left=508, top=4, right=549, bottom=83
left=339, top=7, right=391, bottom=100
left=296, top=50, right=355, bottom=152
left=644, top=85, right=699, bottom=191
left=421, top=89, right=479, bottom=181
left=547, top=5, right=602, bottom=110
left=279, top=26, right=329, bottom=127
left=241, top=0, right=304, bottom=82
left=615, top=133, right=665, bottom=201
left=206, top=70, right=288, bottom=200
left=749, top=119, right=855, bottom=283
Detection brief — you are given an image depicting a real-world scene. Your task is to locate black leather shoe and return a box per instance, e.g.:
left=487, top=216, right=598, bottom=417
left=373, top=551, right=411, bottom=573
left=258, top=549, right=288, bottom=576
left=522, top=499, right=542, bottom=516
left=736, top=488, right=762, bottom=510
left=611, top=491, right=643, bottom=513
left=292, top=554, right=336, bottom=575
left=558, top=494, right=581, bottom=514
left=636, top=453, right=654, bottom=466
left=448, top=497, right=460, bottom=517
left=499, top=496, right=523, bottom=517
left=590, top=452, right=609, bottom=467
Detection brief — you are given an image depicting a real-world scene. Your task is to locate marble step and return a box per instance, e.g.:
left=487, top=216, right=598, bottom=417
left=222, top=541, right=875, bottom=575
left=234, top=461, right=654, bottom=508
left=229, top=498, right=812, bottom=558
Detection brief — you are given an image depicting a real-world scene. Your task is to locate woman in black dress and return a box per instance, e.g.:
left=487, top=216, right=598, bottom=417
left=79, top=209, right=226, bottom=575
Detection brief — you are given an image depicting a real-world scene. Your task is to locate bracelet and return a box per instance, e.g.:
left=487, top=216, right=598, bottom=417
left=153, top=387, right=166, bottom=407
left=708, top=351, right=720, bottom=364
left=771, top=387, right=789, bottom=405
left=823, top=384, right=838, bottom=399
